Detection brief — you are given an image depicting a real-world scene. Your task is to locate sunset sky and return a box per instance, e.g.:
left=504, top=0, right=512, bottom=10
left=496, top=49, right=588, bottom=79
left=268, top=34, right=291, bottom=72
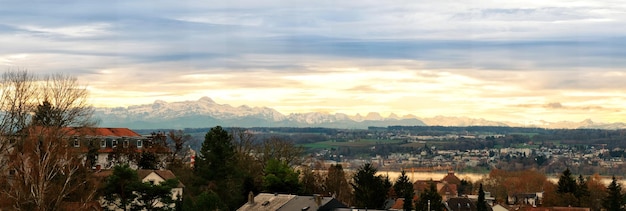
left=1, top=1, right=625, bottom=123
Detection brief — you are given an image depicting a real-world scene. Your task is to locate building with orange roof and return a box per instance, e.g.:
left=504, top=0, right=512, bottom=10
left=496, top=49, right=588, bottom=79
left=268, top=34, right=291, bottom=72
left=19, top=126, right=171, bottom=170
left=413, top=171, right=463, bottom=203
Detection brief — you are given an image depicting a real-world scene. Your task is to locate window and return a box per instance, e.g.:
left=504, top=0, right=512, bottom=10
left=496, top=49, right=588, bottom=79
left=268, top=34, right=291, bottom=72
left=124, top=140, right=129, bottom=148
left=100, top=139, right=106, bottom=148
left=137, top=140, right=142, bottom=148
left=112, top=139, right=117, bottom=147
left=73, top=138, right=80, bottom=148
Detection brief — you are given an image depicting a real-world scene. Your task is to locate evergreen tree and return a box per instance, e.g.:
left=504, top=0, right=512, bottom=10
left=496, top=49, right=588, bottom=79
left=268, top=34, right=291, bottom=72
left=32, top=100, right=56, bottom=126
left=416, top=181, right=443, bottom=211
left=134, top=178, right=179, bottom=210
left=137, top=152, right=159, bottom=170
left=556, top=168, right=579, bottom=206
left=263, top=159, right=301, bottom=194
left=477, top=183, right=488, bottom=211
left=183, top=191, right=227, bottom=211
left=102, top=165, right=141, bottom=211
left=458, top=179, right=473, bottom=196
left=351, top=163, right=387, bottom=209
left=557, top=168, right=577, bottom=194
left=604, top=176, right=625, bottom=211
left=196, top=126, right=235, bottom=181
left=576, top=174, right=591, bottom=207
left=194, top=126, right=244, bottom=210
left=102, top=164, right=179, bottom=210
left=394, top=170, right=414, bottom=211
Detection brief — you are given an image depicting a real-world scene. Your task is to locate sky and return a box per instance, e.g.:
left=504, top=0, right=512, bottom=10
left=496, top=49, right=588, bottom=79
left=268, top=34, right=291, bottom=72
left=1, top=0, right=626, bottom=123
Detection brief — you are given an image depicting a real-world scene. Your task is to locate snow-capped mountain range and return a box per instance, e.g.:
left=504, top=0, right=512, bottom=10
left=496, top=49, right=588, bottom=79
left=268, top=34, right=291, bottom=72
left=94, top=97, right=626, bottom=130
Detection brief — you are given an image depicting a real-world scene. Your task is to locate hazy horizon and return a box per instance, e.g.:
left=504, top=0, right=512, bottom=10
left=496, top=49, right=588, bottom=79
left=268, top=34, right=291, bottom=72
left=2, top=1, right=625, bottom=123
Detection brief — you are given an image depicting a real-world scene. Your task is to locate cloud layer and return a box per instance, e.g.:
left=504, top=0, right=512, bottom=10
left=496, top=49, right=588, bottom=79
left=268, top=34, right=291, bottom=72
left=1, top=0, right=626, bottom=123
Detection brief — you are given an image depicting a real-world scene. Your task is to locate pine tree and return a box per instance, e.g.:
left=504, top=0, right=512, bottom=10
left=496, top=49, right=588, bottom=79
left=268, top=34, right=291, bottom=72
left=576, top=174, right=590, bottom=207
left=416, top=181, right=443, bottom=211
left=557, top=168, right=577, bottom=194
left=263, top=159, right=301, bottom=194
left=351, top=163, right=387, bottom=209
left=394, top=170, right=414, bottom=211
left=196, top=126, right=235, bottom=181
left=477, top=183, right=488, bottom=211
left=194, top=126, right=244, bottom=210
left=556, top=168, right=579, bottom=206
left=604, top=176, right=625, bottom=211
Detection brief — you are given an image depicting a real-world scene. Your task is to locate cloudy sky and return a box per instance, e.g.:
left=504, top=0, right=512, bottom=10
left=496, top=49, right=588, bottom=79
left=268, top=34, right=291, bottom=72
left=1, top=0, right=625, bottom=123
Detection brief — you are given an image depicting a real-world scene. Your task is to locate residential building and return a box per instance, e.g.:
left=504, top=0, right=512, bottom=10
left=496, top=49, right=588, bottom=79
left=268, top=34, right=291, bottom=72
left=237, top=193, right=347, bottom=211
left=95, top=169, right=183, bottom=211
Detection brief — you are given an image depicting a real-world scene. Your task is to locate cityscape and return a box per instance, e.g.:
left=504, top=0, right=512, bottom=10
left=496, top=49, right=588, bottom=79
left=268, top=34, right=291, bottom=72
left=2, top=0, right=626, bottom=211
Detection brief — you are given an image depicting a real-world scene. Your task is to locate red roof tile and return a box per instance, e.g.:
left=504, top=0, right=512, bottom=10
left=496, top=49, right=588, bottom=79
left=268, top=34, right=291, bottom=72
left=67, top=127, right=141, bottom=137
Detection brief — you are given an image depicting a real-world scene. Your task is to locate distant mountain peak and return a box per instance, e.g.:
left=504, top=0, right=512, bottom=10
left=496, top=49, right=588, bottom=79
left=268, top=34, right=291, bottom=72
left=198, top=96, right=215, bottom=104
left=365, top=112, right=383, bottom=121
left=93, top=97, right=626, bottom=130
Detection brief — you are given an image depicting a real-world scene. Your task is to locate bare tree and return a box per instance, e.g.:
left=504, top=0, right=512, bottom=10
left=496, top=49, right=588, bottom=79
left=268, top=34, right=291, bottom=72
left=230, top=128, right=257, bottom=162
left=258, top=136, right=304, bottom=167
left=167, top=130, right=192, bottom=166
left=0, top=70, right=96, bottom=210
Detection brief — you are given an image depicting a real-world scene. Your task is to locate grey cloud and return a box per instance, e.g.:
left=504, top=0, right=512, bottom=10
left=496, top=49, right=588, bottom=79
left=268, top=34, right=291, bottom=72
left=1, top=0, right=625, bottom=85
left=544, top=102, right=563, bottom=109
left=517, top=102, right=617, bottom=112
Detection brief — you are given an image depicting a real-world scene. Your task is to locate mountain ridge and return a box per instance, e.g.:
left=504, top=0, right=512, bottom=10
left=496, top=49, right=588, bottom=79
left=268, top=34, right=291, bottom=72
left=93, top=97, right=626, bottom=130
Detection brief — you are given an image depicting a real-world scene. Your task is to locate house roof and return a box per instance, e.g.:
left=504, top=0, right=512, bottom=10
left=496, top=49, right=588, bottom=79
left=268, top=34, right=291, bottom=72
left=237, top=193, right=296, bottom=211
left=137, top=169, right=174, bottom=180
left=442, top=171, right=461, bottom=185
left=19, top=126, right=142, bottom=138
left=277, top=195, right=347, bottom=211
left=137, top=169, right=185, bottom=188
left=93, top=169, right=185, bottom=188
left=414, top=180, right=439, bottom=192
left=522, top=207, right=590, bottom=211
left=414, top=180, right=457, bottom=197
left=390, top=198, right=406, bottom=210
left=439, top=183, right=458, bottom=196
left=447, top=198, right=475, bottom=211
left=492, top=204, right=509, bottom=211
left=67, top=127, right=141, bottom=137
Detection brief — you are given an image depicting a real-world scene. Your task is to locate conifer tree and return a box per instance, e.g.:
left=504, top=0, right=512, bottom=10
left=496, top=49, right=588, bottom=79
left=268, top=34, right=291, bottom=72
left=477, top=183, right=488, bottom=211
left=576, top=174, right=591, bottom=207
left=195, top=126, right=243, bottom=210
left=394, top=170, right=414, bottom=211
left=557, top=168, right=577, bottom=194
left=416, top=181, right=443, bottom=211
left=556, top=168, right=579, bottom=206
left=604, top=176, right=624, bottom=211
left=351, top=163, right=387, bottom=209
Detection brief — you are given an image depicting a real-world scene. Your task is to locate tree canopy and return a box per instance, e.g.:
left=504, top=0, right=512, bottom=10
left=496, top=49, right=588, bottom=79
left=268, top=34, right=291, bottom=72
left=416, top=181, right=443, bottom=211
left=351, top=163, right=388, bottom=209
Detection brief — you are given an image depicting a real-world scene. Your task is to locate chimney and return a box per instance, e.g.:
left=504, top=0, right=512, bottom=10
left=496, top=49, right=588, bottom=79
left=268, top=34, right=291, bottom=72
left=248, top=191, right=255, bottom=204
